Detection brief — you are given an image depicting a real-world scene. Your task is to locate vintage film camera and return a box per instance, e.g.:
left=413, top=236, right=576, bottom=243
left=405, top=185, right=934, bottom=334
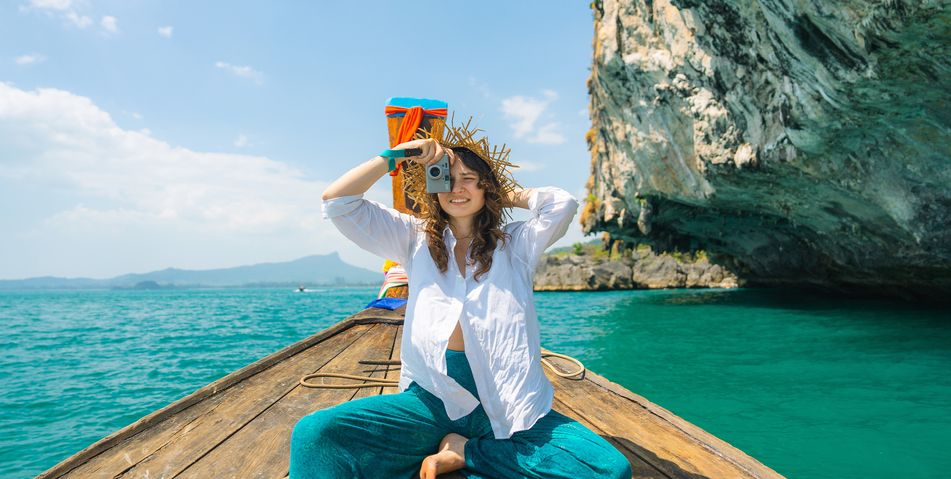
left=426, top=153, right=451, bottom=193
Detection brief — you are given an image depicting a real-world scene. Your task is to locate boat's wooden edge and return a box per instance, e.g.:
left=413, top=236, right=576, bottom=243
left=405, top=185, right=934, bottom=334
left=580, top=366, right=782, bottom=479
left=37, top=306, right=405, bottom=479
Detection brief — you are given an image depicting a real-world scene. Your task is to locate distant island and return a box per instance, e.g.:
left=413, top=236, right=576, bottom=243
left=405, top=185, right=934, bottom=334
left=0, top=245, right=744, bottom=292
left=0, top=253, right=381, bottom=290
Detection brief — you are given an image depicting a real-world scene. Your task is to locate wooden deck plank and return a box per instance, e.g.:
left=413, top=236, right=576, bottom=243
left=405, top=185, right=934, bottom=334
left=59, top=389, right=231, bottom=479
left=544, top=357, right=770, bottom=479
left=109, top=324, right=375, bottom=478
left=57, top=323, right=369, bottom=479
left=380, top=324, right=402, bottom=396
left=176, top=321, right=399, bottom=478
left=351, top=323, right=400, bottom=401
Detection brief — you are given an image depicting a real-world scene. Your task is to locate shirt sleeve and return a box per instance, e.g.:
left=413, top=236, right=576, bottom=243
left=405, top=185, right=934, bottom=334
left=322, top=194, right=418, bottom=266
left=510, top=187, right=579, bottom=270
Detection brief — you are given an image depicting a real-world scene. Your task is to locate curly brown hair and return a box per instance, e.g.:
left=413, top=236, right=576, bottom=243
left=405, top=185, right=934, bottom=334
left=419, top=147, right=510, bottom=281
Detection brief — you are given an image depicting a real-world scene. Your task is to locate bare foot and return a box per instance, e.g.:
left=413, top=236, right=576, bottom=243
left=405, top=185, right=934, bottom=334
left=419, top=432, right=468, bottom=479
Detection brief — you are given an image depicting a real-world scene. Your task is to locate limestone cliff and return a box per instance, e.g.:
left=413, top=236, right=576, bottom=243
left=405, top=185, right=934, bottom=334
left=534, top=245, right=740, bottom=291
left=584, top=0, right=950, bottom=299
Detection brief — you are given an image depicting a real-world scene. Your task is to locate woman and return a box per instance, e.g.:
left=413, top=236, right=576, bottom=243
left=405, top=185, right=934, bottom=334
left=291, top=122, right=632, bottom=479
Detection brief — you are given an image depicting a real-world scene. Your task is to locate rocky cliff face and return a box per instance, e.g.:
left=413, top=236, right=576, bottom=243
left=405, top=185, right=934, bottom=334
left=584, top=0, right=950, bottom=299
left=534, top=247, right=740, bottom=291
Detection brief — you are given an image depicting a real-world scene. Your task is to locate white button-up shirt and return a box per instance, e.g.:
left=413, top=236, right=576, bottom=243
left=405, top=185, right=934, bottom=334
left=322, top=187, right=578, bottom=439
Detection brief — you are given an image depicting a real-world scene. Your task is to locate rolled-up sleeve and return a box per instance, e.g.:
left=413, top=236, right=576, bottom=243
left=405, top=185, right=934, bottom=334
left=322, top=194, right=418, bottom=266
left=511, top=187, right=579, bottom=269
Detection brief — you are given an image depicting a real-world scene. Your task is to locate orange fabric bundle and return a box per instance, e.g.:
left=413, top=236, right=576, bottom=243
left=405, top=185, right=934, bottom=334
left=383, top=106, right=448, bottom=176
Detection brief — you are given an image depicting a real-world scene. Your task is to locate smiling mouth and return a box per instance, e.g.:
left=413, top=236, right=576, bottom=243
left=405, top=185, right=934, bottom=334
left=448, top=199, right=470, bottom=204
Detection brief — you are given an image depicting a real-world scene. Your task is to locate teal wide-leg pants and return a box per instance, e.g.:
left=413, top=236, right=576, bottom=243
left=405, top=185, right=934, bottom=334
left=290, top=350, right=632, bottom=479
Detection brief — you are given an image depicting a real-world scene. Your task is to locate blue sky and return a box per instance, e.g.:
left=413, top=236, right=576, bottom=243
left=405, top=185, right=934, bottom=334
left=0, top=1, right=596, bottom=279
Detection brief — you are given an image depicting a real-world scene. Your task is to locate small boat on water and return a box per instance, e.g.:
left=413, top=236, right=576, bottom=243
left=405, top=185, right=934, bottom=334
left=38, top=305, right=784, bottom=479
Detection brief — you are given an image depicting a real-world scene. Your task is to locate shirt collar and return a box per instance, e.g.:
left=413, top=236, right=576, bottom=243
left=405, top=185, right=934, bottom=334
left=443, top=225, right=477, bottom=239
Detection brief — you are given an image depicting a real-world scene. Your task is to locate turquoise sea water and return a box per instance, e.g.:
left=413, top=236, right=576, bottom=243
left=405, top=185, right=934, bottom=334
left=1, top=288, right=948, bottom=478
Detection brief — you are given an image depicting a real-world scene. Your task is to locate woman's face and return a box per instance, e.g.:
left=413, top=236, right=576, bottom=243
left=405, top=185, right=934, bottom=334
left=436, top=152, right=486, bottom=222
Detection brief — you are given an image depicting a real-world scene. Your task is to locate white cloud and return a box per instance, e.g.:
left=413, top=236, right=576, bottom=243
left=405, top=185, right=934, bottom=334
left=531, top=123, right=565, bottom=145
left=0, top=83, right=345, bottom=277
left=15, top=53, right=46, bottom=65
left=501, top=93, right=550, bottom=137
left=65, top=11, right=92, bottom=28
left=215, top=61, right=264, bottom=85
left=22, top=0, right=92, bottom=29
left=157, top=25, right=174, bottom=38
left=27, top=0, right=73, bottom=10
left=514, top=161, right=542, bottom=172
left=500, top=90, right=565, bottom=145
left=100, top=15, right=118, bottom=34
left=0, top=84, right=312, bottom=230
left=234, top=134, right=250, bottom=148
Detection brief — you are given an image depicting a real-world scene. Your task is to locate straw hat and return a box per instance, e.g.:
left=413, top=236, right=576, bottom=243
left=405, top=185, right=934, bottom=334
left=401, top=116, right=521, bottom=210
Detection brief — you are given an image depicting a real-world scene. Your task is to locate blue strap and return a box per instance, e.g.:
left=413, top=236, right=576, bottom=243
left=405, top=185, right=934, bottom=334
left=379, top=149, right=406, bottom=158
left=378, top=148, right=422, bottom=172
left=378, top=148, right=421, bottom=158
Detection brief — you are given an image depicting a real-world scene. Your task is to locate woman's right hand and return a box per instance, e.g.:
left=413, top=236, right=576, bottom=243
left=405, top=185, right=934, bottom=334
left=393, top=139, right=450, bottom=167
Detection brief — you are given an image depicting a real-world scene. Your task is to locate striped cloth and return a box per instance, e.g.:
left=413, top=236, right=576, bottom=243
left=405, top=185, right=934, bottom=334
left=378, top=264, right=408, bottom=299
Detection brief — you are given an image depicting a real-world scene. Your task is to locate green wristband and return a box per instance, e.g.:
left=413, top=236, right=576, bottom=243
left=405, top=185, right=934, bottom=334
left=379, top=148, right=406, bottom=158
left=378, top=148, right=422, bottom=172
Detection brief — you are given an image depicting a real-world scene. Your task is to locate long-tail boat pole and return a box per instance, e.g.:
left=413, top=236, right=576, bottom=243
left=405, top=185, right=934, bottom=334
left=380, top=97, right=448, bottom=299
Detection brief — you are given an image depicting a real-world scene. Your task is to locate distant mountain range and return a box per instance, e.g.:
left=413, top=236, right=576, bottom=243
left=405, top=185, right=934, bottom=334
left=0, top=253, right=382, bottom=289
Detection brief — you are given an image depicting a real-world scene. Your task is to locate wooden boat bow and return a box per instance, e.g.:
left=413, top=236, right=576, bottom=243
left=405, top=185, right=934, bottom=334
left=38, top=306, right=784, bottom=479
